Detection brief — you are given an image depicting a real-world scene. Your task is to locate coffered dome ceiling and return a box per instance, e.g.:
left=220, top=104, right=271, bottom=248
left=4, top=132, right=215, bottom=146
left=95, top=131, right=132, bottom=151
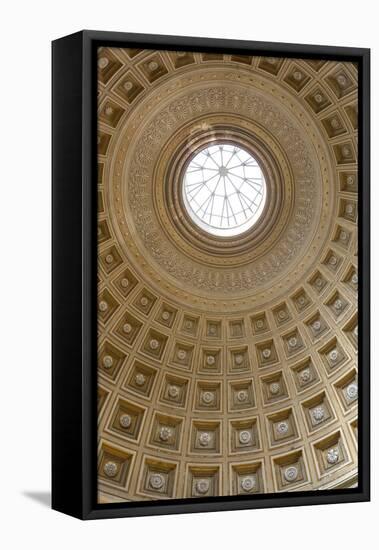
left=96, top=47, right=358, bottom=503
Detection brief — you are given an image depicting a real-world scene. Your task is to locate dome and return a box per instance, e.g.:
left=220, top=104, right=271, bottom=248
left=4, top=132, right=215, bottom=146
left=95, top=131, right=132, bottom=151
left=97, top=47, right=358, bottom=501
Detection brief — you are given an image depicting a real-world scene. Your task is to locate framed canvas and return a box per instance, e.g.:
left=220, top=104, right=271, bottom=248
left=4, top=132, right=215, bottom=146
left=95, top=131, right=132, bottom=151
left=52, top=30, right=370, bottom=520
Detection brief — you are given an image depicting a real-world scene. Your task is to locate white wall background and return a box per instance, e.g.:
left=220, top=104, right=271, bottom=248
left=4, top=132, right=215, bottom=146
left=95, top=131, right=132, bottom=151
left=1, top=1, right=376, bottom=548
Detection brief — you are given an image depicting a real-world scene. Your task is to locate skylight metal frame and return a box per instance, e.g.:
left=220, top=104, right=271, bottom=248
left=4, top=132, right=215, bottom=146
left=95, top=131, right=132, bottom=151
left=183, top=143, right=267, bottom=237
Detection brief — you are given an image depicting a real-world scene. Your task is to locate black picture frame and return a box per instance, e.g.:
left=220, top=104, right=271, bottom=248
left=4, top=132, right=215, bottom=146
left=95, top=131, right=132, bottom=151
left=52, top=30, right=370, bottom=520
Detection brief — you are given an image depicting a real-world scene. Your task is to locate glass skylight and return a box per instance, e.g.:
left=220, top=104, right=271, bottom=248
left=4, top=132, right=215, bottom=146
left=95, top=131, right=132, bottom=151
left=182, top=143, right=266, bottom=237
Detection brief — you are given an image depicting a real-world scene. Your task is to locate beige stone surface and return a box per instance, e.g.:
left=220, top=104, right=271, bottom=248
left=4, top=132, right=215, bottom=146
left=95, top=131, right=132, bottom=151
left=96, top=47, right=358, bottom=502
